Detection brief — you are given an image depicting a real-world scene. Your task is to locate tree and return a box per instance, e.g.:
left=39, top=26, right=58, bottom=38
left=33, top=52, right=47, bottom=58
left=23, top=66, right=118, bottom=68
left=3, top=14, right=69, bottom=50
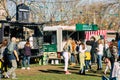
left=1, top=0, right=120, bottom=30
left=0, top=0, right=9, bottom=20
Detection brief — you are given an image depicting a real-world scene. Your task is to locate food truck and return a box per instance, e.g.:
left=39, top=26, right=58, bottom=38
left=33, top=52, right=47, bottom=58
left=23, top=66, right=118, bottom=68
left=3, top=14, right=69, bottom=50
left=43, top=24, right=99, bottom=63
left=0, top=20, right=44, bottom=63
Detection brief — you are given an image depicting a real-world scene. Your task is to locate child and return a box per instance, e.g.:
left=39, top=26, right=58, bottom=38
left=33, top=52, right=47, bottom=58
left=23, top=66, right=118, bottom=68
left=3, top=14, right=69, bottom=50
left=85, top=51, right=91, bottom=71
left=104, top=58, right=111, bottom=74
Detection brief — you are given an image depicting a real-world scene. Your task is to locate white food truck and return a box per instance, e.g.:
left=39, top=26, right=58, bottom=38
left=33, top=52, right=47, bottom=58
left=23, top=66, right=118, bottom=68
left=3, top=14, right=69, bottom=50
left=43, top=24, right=98, bottom=62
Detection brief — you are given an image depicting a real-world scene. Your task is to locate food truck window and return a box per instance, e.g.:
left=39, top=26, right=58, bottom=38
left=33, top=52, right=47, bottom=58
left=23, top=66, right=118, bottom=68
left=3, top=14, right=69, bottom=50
left=4, top=26, right=10, bottom=37
left=62, top=31, right=85, bottom=41
left=44, top=31, right=56, bottom=44
left=10, top=27, right=23, bottom=39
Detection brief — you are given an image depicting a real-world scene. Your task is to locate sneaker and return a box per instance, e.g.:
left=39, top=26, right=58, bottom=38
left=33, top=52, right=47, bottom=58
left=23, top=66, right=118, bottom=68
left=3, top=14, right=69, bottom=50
left=4, top=73, right=10, bottom=78
left=21, top=67, right=25, bottom=70
left=65, top=71, right=71, bottom=74
left=27, top=67, right=30, bottom=70
left=85, top=70, right=88, bottom=71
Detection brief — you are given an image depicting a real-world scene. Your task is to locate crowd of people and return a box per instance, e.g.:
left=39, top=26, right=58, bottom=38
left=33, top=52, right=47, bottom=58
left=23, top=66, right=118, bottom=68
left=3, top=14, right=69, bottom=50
left=62, top=36, right=120, bottom=79
left=0, top=36, right=120, bottom=79
left=0, top=37, right=32, bottom=79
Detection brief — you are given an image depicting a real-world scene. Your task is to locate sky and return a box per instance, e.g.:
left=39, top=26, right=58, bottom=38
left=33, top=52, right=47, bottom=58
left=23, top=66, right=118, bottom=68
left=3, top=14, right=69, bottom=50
left=79, top=0, right=117, bottom=6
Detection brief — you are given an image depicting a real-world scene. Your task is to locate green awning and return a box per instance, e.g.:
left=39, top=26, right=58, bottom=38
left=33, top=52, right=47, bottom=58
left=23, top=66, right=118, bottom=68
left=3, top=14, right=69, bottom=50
left=76, top=24, right=99, bottom=31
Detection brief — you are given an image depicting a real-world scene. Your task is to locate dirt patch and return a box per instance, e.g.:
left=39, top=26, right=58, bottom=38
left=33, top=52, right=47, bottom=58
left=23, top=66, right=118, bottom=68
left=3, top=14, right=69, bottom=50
left=16, top=65, right=64, bottom=76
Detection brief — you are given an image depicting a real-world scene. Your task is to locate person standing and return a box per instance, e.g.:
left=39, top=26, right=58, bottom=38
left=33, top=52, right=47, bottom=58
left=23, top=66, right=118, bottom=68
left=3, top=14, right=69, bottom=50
left=70, top=39, right=76, bottom=67
left=85, top=51, right=91, bottom=71
left=104, top=58, right=111, bottom=74
left=5, top=37, right=19, bottom=79
left=75, top=40, right=82, bottom=65
left=103, top=40, right=111, bottom=74
left=109, top=40, right=118, bottom=78
left=21, top=41, right=31, bottom=70
left=79, top=42, right=87, bottom=75
left=118, top=39, right=120, bottom=61
left=96, top=39, right=104, bottom=70
left=89, top=36, right=98, bottom=64
left=0, top=39, right=8, bottom=75
left=29, top=33, right=34, bottom=49
left=63, top=38, right=72, bottom=74
left=85, top=41, right=92, bottom=71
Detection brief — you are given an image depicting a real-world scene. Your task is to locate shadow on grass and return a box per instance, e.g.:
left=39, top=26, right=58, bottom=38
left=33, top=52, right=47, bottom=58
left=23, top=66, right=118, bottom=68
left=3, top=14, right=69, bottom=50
left=71, top=71, right=102, bottom=78
left=39, top=69, right=64, bottom=74
left=83, top=73, right=102, bottom=77
left=39, top=69, right=103, bottom=78
left=68, top=68, right=79, bottom=70
left=58, top=66, right=79, bottom=70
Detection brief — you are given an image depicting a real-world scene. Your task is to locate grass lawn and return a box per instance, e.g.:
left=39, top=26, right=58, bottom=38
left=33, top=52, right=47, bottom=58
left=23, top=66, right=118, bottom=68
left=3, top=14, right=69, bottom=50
left=2, top=63, right=109, bottom=80
left=18, top=72, right=101, bottom=80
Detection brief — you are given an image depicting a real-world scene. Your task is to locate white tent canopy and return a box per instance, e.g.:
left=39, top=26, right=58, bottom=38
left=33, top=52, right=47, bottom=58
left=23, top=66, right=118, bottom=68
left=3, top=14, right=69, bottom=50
left=43, top=25, right=76, bottom=31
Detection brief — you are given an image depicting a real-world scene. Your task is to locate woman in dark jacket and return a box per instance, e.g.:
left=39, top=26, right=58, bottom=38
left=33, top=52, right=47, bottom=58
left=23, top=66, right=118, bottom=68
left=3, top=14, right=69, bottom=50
left=86, top=36, right=98, bottom=64
left=21, top=41, right=31, bottom=70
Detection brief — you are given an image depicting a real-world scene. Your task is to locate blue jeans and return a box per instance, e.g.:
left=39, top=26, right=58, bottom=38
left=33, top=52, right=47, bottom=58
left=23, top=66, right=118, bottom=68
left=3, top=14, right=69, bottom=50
left=70, top=54, right=75, bottom=63
left=97, top=55, right=102, bottom=69
left=85, top=60, right=91, bottom=70
left=22, top=56, right=30, bottom=67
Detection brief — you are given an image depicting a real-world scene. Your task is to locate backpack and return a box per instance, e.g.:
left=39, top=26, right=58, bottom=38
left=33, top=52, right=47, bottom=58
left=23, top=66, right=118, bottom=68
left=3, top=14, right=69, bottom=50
left=112, top=46, right=118, bottom=54
left=104, top=48, right=112, bottom=58
left=76, top=45, right=79, bottom=52
left=111, top=46, right=118, bottom=60
left=6, top=42, right=16, bottom=54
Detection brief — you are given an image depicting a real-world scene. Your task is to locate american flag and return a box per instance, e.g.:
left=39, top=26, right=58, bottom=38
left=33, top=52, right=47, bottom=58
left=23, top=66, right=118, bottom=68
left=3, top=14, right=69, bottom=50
left=85, top=30, right=107, bottom=40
